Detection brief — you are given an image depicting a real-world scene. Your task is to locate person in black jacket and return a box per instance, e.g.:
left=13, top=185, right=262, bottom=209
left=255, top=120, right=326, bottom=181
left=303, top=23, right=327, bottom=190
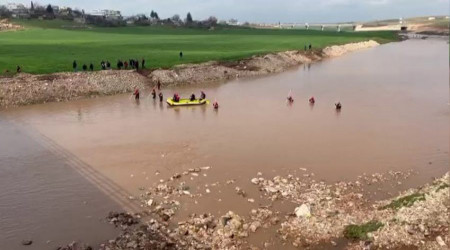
left=89, top=63, right=94, bottom=71
left=73, top=60, right=77, bottom=72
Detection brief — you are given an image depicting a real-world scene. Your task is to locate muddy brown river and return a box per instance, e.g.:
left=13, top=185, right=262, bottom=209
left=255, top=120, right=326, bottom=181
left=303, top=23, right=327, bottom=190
left=1, top=38, right=448, bottom=249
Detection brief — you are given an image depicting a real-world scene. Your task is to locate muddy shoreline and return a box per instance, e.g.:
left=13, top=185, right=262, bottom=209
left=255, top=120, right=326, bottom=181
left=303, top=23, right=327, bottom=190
left=58, top=170, right=449, bottom=250
left=0, top=40, right=379, bottom=109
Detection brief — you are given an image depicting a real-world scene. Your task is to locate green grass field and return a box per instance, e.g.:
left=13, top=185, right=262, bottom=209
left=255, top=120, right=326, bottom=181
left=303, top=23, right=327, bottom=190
left=0, top=19, right=398, bottom=74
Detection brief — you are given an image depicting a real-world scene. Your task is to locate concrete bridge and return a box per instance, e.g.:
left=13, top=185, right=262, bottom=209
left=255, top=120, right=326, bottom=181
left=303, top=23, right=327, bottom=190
left=278, top=23, right=405, bottom=32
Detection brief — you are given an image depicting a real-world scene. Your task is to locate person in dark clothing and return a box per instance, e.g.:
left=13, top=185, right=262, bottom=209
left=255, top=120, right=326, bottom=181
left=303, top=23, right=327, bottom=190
left=157, top=81, right=161, bottom=90
left=82, top=64, right=87, bottom=71
left=101, top=61, right=106, bottom=70
left=200, top=91, right=206, bottom=100
left=142, top=58, right=145, bottom=69
left=130, top=59, right=135, bottom=69
left=308, top=44, right=312, bottom=50
left=179, top=51, right=183, bottom=59
left=135, top=60, right=139, bottom=71
left=158, top=92, right=163, bottom=102
left=89, top=63, right=94, bottom=71
left=335, top=102, right=342, bottom=110
left=16, top=65, right=21, bottom=73
left=106, top=61, right=111, bottom=69
left=151, top=88, right=156, bottom=99
left=190, top=93, right=196, bottom=101
left=73, top=60, right=77, bottom=72
left=173, top=93, right=180, bottom=102
left=124, top=61, right=128, bottom=69
left=134, top=88, right=140, bottom=100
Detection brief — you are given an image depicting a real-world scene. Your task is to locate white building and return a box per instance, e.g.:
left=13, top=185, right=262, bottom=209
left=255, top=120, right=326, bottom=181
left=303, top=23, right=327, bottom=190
left=89, top=9, right=121, bottom=18
left=51, top=5, right=59, bottom=13
left=6, top=3, right=27, bottom=11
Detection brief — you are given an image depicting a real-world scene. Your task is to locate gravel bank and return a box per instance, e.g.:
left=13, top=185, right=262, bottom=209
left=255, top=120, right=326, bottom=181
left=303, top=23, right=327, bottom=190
left=55, top=169, right=447, bottom=249
left=0, top=70, right=149, bottom=108
left=149, top=40, right=379, bottom=86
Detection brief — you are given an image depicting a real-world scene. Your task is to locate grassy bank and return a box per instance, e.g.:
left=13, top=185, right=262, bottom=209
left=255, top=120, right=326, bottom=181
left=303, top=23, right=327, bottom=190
left=0, top=19, right=398, bottom=74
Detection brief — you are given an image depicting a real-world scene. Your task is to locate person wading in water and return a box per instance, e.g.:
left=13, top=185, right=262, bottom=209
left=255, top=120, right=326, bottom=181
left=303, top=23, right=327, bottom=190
left=133, top=88, right=140, bottom=100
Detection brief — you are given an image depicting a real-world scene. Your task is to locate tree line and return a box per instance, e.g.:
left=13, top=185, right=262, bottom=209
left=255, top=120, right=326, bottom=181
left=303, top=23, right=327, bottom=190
left=0, top=3, right=221, bottom=29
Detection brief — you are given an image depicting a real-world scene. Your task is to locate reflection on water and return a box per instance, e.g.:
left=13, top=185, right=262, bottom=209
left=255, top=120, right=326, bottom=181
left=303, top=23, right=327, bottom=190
left=0, top=38, right=448, bottom=248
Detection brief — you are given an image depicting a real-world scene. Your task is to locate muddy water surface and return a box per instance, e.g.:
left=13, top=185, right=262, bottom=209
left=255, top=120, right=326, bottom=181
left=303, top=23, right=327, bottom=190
left=1, top=38, right=448, bottom=249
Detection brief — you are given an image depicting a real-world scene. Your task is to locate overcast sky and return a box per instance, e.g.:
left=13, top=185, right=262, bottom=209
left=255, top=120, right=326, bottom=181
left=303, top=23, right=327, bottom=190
left=3, top=0, right=449, bottom=23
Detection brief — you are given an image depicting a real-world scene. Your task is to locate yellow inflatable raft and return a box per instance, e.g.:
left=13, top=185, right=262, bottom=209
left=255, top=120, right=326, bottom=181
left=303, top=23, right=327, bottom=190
left=166, top=98, right=210, bottom=106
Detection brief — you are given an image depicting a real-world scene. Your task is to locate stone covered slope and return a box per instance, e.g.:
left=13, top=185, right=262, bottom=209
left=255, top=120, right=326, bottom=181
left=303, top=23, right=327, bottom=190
left=148, top=40, right=379, bottom=86
left=0, top=70, right=149, bottom=108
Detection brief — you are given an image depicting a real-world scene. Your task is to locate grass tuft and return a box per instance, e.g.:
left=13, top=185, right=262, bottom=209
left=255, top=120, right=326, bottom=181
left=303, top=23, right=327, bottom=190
left=436, top=182, right=449, bottom=192
left=344, top=221, right=383, bottom=240
left=381, top=193, right=425, bottom=210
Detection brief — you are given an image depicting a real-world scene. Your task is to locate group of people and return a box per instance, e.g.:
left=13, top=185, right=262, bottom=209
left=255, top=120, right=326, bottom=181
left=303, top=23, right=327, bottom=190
left=116, top=59, right=145, bottom=70
left=72, top=60, right=95, bottom=72
left=133, top=81, right=163, bottom=101
left=171, top=91, right=207, bottom=102
left=172, top=91, right=219, bottom=109
left=287, top=94, right=341, bottom=110
left=72, top=58, right=147, bottom=72
left=304, top=43, right=313, bottom=51
left=189, top=91, right=206, bottom=101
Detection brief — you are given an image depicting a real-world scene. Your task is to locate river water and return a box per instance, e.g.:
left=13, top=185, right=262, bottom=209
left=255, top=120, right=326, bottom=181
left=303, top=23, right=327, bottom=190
left=0, top=38, right=448, bottom=249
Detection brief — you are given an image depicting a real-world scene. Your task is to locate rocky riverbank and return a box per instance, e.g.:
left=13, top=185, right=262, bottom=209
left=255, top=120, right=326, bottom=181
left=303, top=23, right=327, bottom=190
left=57, top=169, right=448, bottom=250
left=0, top=70, right=149, bottom=108
left=0, top=40, right=379, bottom=109
left=148, top=40, right=379, bottom=86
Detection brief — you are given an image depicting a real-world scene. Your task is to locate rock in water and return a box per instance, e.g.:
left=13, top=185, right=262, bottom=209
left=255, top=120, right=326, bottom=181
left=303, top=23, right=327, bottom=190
left=21, top=240, right=32, bottom=245
left=294, top=204, right=311, bottom=218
